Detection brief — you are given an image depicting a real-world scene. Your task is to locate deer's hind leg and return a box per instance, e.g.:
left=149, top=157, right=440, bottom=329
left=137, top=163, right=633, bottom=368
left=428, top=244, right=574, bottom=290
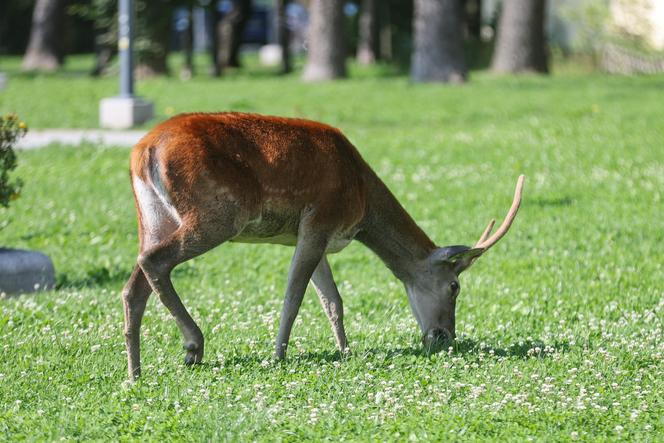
left=122, top=264, right=152, bottom=379
left=132, top=175, right=247, bottom=371
left=123, top=176, right=180, bottom=380
left=311, top=257, right=348, bottom=352
left=137, top=209, right=243, bottom=367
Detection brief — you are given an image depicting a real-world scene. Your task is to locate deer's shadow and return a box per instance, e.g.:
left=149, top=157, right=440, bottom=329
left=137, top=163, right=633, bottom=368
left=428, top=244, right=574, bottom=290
left=194, top=337, right=571, bottom=372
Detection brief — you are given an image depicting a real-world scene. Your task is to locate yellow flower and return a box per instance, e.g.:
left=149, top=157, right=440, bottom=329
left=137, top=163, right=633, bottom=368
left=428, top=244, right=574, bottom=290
left=18, top=122, right=27, bottom=130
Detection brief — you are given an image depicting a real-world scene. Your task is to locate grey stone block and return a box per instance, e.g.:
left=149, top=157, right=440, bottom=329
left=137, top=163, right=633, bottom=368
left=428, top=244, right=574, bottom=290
left=99, top=96, right=154, bottom=129
left=0, top=248, right=55, bottom=295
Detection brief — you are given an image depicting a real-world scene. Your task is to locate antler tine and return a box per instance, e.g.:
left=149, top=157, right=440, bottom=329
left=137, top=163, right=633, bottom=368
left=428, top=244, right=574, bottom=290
left=475, top=175, right=525, bottom=251
left=475, top=219, right=496, bottom=246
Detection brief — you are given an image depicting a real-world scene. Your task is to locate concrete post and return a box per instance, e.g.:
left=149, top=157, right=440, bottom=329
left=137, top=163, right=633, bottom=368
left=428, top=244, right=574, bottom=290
left=100, top=0, right=154, bottom=129
left=119, top=0, right=134, bottom=97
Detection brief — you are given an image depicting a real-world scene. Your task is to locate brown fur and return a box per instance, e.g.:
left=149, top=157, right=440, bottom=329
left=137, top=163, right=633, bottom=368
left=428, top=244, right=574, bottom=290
left=131, top=113, right=377, bottom=239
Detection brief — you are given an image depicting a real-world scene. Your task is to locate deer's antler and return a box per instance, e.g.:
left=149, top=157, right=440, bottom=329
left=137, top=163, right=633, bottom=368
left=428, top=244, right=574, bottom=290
left=474, top=175, right=525, bottom=251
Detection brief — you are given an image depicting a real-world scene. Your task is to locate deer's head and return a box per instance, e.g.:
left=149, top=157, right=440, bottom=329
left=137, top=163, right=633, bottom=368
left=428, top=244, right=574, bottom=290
left=406, top=175, right=525, bottom=348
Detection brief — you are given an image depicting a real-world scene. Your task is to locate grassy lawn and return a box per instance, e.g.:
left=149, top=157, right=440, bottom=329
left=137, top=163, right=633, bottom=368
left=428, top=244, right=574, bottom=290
left=1, top=56, right=663, bottom=440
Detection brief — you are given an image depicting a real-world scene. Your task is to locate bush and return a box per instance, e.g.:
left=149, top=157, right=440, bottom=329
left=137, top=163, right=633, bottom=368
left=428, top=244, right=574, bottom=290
left=0, top=114, right=26, bottom=208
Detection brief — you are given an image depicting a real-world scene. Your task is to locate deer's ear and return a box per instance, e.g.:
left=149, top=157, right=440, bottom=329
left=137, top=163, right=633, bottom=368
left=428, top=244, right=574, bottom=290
left=431, top=246, right=484, bottom=274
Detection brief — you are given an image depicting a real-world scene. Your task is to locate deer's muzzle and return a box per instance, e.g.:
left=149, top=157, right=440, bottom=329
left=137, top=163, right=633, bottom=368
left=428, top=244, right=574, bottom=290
left=422, top=327, right=454, bottom=348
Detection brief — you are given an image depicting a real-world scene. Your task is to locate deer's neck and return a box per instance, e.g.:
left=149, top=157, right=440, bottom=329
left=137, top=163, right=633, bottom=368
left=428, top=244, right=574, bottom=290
left=356, top=172, right=435, bottom=282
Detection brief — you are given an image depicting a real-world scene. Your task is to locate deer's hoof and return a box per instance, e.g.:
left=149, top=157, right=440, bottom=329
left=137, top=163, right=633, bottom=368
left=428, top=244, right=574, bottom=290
left=184, top=342, right=204, bottom=366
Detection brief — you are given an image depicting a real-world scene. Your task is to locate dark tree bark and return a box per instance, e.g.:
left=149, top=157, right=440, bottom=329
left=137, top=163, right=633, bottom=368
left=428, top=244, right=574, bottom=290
left=134, top=3, right=173, bottom=78
left=180, top=7, right=195, bottom=80
left=491, top=0, right=549, bottom=73
left=465, top=0, right=481, bottom=39
left=22, top=0, right=67, bottom=72
left=378, top=2, right=392, bottom=62
left=357, top=0, right=379, bottom=65
left=217, top=0, right=253, bottom=70
left=209, top=2, right=222, bottom=76
left=90, top=45, right=116, bottom=76
left=302, top=0, right=346, bottom=81
left=276, top=0, right=291, bottom=74
left=411, top=0, right=467, bottom=83
left=89, top=0, right=117, bottom=77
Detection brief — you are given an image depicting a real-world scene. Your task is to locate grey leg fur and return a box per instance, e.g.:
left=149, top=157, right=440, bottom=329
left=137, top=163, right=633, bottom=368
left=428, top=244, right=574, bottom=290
left=122, top=265, right=152, bottom=379
left=311, top=257, right=348, bottom=352
left=275, top=229, right=328, bottom=359
left=138, top=238, right=206, bottom=366
left=138, top=218, right=239, bottom=367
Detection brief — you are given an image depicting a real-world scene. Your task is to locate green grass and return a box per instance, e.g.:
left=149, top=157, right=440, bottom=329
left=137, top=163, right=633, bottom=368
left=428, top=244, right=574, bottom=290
left=1, top=56, right=663, bottom=441
left=0, top=53, right=595, bottom=130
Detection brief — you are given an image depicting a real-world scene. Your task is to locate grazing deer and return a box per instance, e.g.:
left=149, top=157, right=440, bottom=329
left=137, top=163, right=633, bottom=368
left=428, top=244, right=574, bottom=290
left=122, top=112, right=524, bottom=379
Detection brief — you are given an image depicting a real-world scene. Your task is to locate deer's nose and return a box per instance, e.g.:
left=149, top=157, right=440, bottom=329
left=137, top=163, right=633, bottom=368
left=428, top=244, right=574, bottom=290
left=422, top=328, right=454, bottom=347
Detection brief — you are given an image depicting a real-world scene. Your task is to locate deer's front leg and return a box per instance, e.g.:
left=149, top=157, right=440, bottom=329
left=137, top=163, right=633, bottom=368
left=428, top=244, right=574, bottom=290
left=275, top=232, right=328, bottom=360
left=311, top=256, right=348, bottom=352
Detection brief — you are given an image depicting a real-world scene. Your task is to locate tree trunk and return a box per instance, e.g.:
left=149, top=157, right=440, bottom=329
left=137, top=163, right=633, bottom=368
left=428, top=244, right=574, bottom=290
left=218, top=0, right=253, bottom=69
left=465, top=0, right=481, bottom=39
left=90, top=45, right=116, bottom=77
left=302, top=0, right=346, bottom=81
left=22, top=0, right=67, bottom=72
left=180, top=7, right=195, bottom=80
left=210, top=3, right=222, bottom=76
left=276, top=0, right=291, bottom=74
left=134, top=0, right=174, bottom=77
left=491, top=0, right=548, bottom=73
left=411, top=0, right=467, bottom=83
left=378, top=2, right=392, bottom=62
left=89, top=0, right=117, bottom=77
left=357, top=0, right=379, bottom=65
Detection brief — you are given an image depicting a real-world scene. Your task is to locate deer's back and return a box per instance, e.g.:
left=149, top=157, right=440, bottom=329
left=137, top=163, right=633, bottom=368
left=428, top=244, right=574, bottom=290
left=131, top=113, right=369, bottom=245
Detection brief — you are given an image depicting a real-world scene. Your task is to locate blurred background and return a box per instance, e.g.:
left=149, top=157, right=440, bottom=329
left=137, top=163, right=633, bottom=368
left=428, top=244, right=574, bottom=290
left=1, top=0, right=663, bottom=88
left=2, top=0, right=664, bottom=133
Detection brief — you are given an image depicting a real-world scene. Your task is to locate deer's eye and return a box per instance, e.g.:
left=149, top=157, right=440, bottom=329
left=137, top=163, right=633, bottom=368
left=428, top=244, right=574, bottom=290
left=450, top=281, right=459, bottom=293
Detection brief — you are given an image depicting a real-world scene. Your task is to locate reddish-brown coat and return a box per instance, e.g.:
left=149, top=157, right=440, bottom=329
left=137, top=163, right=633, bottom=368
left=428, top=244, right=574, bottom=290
left=131, top=113, right=370, bottom=237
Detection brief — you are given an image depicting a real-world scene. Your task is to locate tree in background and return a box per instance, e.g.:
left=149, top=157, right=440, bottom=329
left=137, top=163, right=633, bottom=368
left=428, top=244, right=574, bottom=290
left=411, top=0, right=466, bottom=83
left=303, top=0, right=346, bottom=81
left=276, top=0, right=292, bottom=74
left=22, top=0, right=67, bottom=71
left=465, top=0, right=482, bottom=39
left=80, top=0, right=117, bottom=76
left=178, top=5, right=195, bottom=79
left=491, top=0, right=549, bottom=73
left=133, top=0, right=176, bottom=77
left=0, top=0, right=34, bottom=56
left=357, top=0, right=379, bottom=65
left=71, top=0, right=191, bottom=77
left=215, top=0, right=253, bottom=73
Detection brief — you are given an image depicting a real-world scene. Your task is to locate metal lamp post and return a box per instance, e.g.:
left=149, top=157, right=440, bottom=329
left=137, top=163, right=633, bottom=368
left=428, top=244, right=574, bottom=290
left=119, top=0, right=134, bottom=97
left=99, top=0, right=154, bottom=129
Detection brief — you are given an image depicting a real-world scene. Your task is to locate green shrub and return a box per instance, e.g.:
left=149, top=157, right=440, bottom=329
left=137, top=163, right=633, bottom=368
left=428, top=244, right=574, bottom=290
left=0, top=113, right=26, bottom=208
